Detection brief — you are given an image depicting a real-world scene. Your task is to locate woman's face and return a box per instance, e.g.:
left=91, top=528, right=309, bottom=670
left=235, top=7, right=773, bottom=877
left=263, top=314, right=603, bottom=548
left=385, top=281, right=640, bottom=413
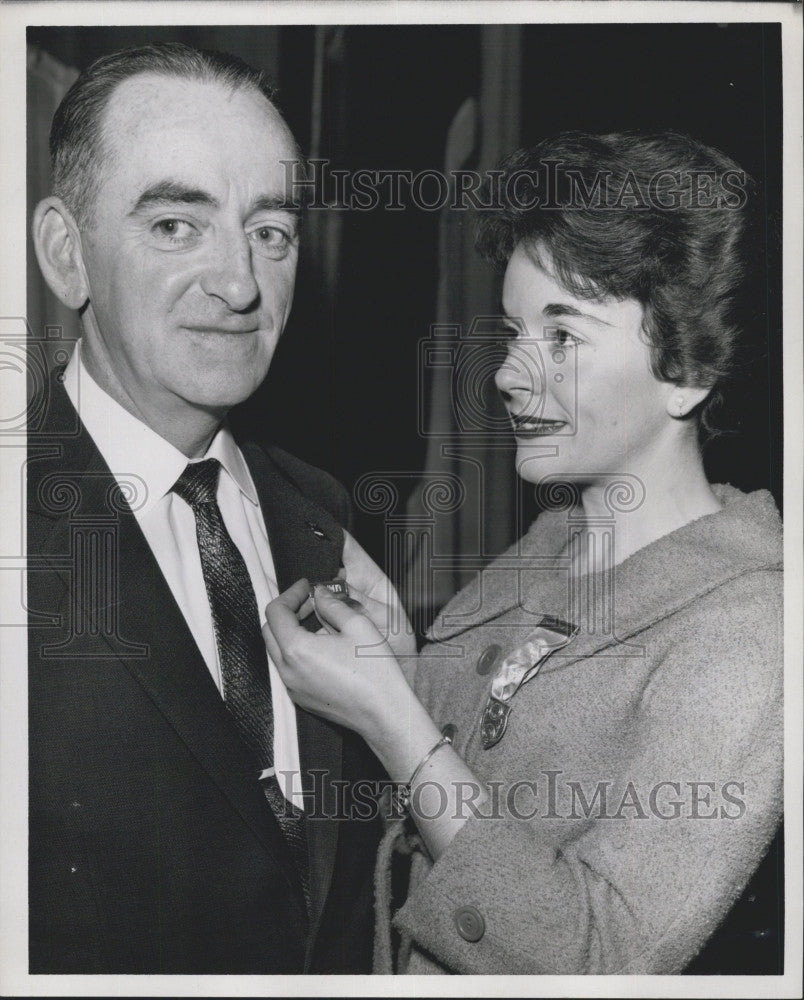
left=496, top=243, right=678, bottom=488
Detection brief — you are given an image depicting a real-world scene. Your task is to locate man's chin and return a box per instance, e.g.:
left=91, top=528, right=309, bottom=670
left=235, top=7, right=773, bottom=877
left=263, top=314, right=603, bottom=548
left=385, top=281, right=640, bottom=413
left=187, top=390, right=260, bottom=417
left=181, top=368, right=269, bottom=412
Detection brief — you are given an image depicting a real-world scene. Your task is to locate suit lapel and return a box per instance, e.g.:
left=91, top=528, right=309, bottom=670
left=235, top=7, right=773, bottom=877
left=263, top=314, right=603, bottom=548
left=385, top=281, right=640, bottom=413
left=111, top=515, right=306, bottom=899
left=28, top=376, right=307, bottom=910
left=239, top=442, right=345, bottom=962
left=295, top=708, right=342, bottom=965
left=240, top=442, right=346, bottom=593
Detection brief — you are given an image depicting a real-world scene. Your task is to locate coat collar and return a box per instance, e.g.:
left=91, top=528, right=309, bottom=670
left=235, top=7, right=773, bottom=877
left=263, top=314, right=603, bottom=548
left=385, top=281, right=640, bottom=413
left=428, top=484, right=782, bottom=668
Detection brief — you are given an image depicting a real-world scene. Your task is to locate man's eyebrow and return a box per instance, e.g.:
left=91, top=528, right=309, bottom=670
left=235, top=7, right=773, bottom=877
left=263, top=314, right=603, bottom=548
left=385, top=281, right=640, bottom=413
left=130, top=182, right=219, bottom=214
left=542, top=302, right=614, bottom=326
left=130, top=186, right=303, bottom=220
left=250, top=194, right=302, bottom=216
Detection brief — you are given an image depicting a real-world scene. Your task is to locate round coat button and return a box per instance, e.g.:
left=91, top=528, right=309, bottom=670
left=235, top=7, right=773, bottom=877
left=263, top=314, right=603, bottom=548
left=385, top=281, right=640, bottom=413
left=453, top=905, right=485, bottom=942
left=476, top=644, right=501, bottom=676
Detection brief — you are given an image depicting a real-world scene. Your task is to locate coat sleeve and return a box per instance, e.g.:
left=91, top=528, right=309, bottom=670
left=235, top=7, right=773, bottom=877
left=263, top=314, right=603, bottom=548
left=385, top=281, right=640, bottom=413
left=393, top=571, right=784, bottom=974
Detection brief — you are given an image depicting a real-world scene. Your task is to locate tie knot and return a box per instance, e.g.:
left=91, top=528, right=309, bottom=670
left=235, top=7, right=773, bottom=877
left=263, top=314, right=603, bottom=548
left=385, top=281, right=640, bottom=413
left=172, top=458, right=222, bottom=510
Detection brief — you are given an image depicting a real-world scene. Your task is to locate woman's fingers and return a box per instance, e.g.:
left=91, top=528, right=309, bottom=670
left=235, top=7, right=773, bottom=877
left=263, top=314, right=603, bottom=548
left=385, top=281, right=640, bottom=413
left=341, top=531, right=388, bottom=600
left=312, top=584, right=367, bottom=635
left=274, top=577, right=310, bottom=613
left=296, top=595, right=316, bottom=621
left=264, top=579, right=310, bottom=665
left=261, top=618, right=283, bottom=669
left=264, top=578, right=373, bottom=664
left=262, top=580, right=408, bottom=736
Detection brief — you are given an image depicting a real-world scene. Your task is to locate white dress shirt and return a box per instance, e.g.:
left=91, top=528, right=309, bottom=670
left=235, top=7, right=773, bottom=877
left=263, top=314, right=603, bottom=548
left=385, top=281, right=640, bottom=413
left=63, top=341, right=304, bottom=809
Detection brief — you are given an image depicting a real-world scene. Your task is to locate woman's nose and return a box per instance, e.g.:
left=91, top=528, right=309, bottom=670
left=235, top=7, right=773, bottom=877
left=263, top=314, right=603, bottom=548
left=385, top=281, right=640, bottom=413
left=494, top=342, right=545, bottom=402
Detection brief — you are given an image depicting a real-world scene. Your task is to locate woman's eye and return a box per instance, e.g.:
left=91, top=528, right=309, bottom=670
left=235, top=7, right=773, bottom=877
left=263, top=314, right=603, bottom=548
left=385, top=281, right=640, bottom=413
left=547, top=327, right=579, bottom=348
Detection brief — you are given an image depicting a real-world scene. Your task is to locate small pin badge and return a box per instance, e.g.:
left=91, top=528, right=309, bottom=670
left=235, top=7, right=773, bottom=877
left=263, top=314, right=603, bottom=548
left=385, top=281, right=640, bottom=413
left=480, top=697, right=511, bottom=750
left=307, top=521, right=326, bottom=539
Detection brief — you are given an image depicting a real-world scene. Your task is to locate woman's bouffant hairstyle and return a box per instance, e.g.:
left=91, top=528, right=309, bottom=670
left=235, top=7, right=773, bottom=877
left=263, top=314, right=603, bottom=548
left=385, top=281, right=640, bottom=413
left=476, top=131, right=759, bottom=441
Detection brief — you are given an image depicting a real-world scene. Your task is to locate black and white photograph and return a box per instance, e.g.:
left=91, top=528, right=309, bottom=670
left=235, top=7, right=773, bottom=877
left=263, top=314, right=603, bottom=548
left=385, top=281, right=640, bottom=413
left=0, top=2, right=801, bottom=995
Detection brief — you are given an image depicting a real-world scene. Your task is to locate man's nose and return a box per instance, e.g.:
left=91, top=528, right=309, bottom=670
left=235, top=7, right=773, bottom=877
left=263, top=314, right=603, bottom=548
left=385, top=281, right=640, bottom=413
left=494, top=342, right=545, bottom=403
left=200, top=230, right=260, bottom=311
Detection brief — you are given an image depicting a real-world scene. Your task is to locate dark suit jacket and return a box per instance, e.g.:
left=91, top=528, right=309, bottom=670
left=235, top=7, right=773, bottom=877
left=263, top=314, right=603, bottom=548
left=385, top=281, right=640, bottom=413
left=27, top=373, right=381, bottom=974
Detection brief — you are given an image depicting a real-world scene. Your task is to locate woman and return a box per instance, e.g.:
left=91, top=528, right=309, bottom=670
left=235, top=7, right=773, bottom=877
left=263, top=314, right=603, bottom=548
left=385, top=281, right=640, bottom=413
left=264, top=132, right=783, bottom=974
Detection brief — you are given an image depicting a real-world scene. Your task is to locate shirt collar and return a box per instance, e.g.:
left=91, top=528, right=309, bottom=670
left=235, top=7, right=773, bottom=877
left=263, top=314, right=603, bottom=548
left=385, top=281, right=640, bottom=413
left=204, top=425, right=260, bottom=507
left=62, top=341, right=259, bottom=517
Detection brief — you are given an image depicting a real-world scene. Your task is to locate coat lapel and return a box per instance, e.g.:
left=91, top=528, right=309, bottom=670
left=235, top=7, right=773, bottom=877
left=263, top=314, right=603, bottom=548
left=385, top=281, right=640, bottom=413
left=28, top=376, right=307, bottom=911
left=239, top=442, right=345, bottom=965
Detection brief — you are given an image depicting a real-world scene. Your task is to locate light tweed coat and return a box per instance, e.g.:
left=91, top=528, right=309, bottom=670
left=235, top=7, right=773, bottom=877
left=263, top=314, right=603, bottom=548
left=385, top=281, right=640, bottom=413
left=376, top=485, right=783, bottom=975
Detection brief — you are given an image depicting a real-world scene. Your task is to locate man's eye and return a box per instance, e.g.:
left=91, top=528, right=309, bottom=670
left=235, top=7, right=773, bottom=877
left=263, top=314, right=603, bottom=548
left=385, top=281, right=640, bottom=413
left=152, top=219, right=197, bottom=243
left=249, top=226, right=293, bottom=259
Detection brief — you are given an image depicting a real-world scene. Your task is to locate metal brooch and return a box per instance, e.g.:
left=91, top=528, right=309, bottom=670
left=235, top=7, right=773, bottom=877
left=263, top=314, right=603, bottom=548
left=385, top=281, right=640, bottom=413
left=480, top=617, right=577, bottom=750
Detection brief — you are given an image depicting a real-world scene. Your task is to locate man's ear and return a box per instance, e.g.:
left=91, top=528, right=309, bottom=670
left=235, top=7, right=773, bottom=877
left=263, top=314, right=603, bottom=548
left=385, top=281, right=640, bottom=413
left=32, top=197, right=90, bottom=310
left=665, top=384, right=713, bottom=419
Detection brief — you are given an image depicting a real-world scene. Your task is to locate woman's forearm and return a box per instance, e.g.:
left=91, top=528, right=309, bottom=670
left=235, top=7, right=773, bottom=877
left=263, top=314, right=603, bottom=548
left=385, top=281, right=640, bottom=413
left=365, top=683, right=488, bottom=861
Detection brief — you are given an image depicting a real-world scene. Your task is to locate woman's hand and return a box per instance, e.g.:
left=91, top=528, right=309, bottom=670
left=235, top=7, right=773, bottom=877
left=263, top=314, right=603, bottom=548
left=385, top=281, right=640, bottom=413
left=266, top=579, right=488, bottom=861
left=263, top=579, right=414, bottom=748
left=340, top=531, right=418, bottom=668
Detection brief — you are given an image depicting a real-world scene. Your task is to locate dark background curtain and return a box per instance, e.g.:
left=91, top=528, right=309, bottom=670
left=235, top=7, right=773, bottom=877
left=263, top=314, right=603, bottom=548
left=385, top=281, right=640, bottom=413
left=28, top=24, right=783, bottom=631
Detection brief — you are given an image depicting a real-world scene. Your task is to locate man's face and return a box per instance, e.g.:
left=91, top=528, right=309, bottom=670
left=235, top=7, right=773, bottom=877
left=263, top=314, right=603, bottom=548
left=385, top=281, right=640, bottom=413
left=76, top=73, right=300, bottom=432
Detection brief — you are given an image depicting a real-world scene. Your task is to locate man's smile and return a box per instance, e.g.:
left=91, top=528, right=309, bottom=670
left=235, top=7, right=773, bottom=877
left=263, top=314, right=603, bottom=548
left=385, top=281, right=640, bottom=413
left=182, top=323, right=262, bottom=335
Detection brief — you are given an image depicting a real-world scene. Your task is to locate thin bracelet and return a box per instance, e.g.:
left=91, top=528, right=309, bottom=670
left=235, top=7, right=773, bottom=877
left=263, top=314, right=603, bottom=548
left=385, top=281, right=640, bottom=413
left=391, top=724, right=456, bottom=817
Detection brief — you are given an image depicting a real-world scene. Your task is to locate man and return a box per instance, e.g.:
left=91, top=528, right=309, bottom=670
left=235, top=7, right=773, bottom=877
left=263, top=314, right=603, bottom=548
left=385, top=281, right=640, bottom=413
left=28, top=42, right=394, bottom=974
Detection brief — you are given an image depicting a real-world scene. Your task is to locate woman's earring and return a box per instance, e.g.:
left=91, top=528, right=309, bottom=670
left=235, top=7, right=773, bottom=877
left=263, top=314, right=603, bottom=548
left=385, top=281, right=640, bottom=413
left=675, top=395, right=686, bottom=416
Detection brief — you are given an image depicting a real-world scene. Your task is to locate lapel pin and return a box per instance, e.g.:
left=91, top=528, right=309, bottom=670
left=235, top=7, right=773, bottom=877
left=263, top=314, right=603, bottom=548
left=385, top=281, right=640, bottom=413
left=307, top=521, right=326, bottom=539
left=309, top=579, right=365, bottom=631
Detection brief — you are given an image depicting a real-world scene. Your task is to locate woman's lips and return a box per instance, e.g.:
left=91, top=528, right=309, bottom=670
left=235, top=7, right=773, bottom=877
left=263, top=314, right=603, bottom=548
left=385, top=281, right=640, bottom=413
left=510, top=416, right=568, bottom=437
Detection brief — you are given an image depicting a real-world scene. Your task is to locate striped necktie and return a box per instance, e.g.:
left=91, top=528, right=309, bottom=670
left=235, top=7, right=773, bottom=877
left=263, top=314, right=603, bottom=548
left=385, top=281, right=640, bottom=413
left=172, top=458, right=309, bottom=902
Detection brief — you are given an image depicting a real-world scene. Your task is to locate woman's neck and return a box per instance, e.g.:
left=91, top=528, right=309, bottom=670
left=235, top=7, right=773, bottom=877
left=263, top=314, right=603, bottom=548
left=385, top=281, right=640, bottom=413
left=566, top=436, right=722, bottom=577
